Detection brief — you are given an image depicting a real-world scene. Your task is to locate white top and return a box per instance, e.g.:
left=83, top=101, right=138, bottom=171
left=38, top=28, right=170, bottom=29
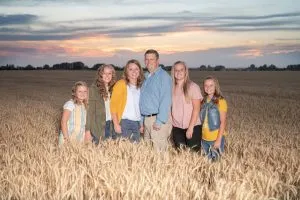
left=59, top=99, right=86, bottom=145
left=104, top=93, right=111, bottom=121
left=63, top=100, right=75, bottom=111
left=122, top=84, right=141, bottom=121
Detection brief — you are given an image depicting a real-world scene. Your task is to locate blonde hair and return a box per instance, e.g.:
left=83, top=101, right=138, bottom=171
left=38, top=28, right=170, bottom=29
left=171, top=61, right=191, bottom=103
left=123, top=59, right=144, bottom=88
left=96, top=64, right=116, bottom=100
left=71, top=81, right=88, bottom=107
left=202, top=76, right=224, bottom=104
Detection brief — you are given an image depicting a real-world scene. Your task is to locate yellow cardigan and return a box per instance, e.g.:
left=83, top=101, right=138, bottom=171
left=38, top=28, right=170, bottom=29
left=110, top=79, right=127, bottom=123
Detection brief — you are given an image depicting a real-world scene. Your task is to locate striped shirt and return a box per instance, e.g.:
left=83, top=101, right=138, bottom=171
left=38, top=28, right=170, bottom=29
left=59, top=100, right=86, bottom=145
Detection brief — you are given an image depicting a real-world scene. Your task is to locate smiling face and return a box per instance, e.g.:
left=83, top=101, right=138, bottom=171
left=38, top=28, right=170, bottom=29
left=204, top=79, right=216, bottom=98
left=75, top=85, right=88, bottom=102
left=126, top=62, right=140, bottom=83
left=102, top=67, right=113, bottom=85
left=144, top=53, right=159, bottom=73
left=174, top=62, right=186, bottom=82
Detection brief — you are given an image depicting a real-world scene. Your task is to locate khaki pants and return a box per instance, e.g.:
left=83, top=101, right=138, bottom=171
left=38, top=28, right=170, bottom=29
left=144, top=116, right=172, bottom=151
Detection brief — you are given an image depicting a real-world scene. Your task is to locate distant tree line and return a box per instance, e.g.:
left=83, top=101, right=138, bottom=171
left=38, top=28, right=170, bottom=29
left=158, top=64, right=300, bottom=71
left=243, top=64, right=300, bottom=71
left=0, top=62, right=123, bottom=71
left=1, top=62, right=300, bottom=71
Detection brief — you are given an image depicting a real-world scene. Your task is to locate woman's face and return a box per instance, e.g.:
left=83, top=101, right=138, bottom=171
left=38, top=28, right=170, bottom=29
left=174, top=63, right=186, bottom=82
left=204, top=79, right=216, bottom=96
left=102, top=67, right=113, bottom=85
left=126, top=63, right=140, bottom=82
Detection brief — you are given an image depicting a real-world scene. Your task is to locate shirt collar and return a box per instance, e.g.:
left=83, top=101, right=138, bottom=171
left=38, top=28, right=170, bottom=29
left=149, top=66, right=161, bottom=76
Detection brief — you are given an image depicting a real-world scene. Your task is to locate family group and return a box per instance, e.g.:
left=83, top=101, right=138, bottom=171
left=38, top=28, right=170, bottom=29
left=59, top=49, right=228, bottom=160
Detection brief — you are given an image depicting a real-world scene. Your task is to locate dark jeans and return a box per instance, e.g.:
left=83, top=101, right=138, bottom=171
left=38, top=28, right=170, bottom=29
left=91, top=120, right=116, bottom=145
left=172, top=125, right=202, bottom=152
left=104, top=120, right=117, bottom=140
left=117, top=119, right=140, bottom=142
left=91, top=133, right=99, bottom=145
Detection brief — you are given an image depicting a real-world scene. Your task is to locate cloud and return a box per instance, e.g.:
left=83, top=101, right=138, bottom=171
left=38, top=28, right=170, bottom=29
left=0, top=34, right=75, bottom=41
left=0, top=14, right=38, bottom=25
left=276, top=38, right=300, bottom=41
left=1, top=42, right=299, bottom=68
left=0, top=22, right=180, bottom=41
left=105, top=11, right=300, bottom=32
left=216, top=12, right=300, bottom=20
left=0, top=46, right=39, bottom=54
left=0, top=0, right=98, bottom=6
left=190, top=26, right=300, bottom=32
left=0, top=10, right=299, bottom=41
left=111, top=11, right=300, bottom=21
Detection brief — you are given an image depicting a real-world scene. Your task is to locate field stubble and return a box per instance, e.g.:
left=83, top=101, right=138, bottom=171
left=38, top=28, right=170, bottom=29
left=0, top=71, right=299, bottom=199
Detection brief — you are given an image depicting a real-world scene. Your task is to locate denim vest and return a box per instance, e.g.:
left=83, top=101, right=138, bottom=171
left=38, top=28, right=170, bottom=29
left=200, top=99, right=220, bottom=131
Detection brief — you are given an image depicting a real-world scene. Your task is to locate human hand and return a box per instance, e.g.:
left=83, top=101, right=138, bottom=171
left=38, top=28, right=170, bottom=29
left=213, top=138, right=221, bottom=149
left=139, top=125, right=144, bottom=134
left=84, top=130, right=92, bottom=142
left=63, top=135, right=70, bottom=142
left=186, top=127, right=193, bottom=139
left=114, top=124, right=122, bottom=134
left=152, top=123, right=161, bottom=131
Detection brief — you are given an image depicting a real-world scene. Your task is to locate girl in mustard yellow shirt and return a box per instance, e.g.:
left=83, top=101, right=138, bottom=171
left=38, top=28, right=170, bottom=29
left=200, top=76, right=227, bottom=160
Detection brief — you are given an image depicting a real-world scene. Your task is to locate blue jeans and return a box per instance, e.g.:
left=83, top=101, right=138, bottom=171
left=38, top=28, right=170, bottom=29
left=118, top=119, right=140, bottom=142
left=91, top=120, right=116, bottom=145
left=105, top=120, right=117, bottom=140
left=201, top=136, right=225, bottom=160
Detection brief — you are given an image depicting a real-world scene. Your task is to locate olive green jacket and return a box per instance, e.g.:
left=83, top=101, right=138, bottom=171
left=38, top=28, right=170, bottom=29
left=86, top=83, right=106, bottom=140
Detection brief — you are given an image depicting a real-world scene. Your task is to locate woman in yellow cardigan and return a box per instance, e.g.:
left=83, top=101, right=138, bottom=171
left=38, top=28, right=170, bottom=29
left=110, top=59, right=144, bottom=142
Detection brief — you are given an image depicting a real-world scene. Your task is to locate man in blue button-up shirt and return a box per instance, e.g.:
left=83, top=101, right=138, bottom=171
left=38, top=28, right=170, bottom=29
left=140, top=49, right=172, bottom=151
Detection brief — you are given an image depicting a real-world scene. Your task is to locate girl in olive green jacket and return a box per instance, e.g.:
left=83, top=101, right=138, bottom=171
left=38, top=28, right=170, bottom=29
left=85, top=64, right=116, bottom=144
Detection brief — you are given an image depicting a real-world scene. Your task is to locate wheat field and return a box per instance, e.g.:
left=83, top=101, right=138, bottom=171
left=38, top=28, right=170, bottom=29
left=0, top=70, right=299, bottom=200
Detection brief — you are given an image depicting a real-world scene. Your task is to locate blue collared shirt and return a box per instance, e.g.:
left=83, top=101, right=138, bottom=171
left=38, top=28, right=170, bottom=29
left=140, top=67, right=172, bottom=125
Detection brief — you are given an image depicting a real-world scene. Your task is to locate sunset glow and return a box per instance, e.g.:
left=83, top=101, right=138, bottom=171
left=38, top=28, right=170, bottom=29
left=0, top=0, right=299, bottom=67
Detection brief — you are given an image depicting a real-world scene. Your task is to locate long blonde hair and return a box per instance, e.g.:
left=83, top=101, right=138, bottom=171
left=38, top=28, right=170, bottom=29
left=96, top=64, right=116, bottom=100
left=71, top=81, right=88, bottom=108
left=171, top=61, right=191, bottom=103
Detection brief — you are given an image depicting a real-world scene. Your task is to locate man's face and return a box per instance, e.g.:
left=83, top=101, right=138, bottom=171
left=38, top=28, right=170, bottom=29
left=144, top=53, right=159, bottom=73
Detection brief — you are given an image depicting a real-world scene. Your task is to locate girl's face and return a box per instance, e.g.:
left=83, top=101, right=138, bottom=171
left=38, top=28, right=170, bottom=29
left=75, top=85, right=88, bottom=102
left=127, top=63, right=140, bottom=82
left=102, top=67, right=113, bottom=84
left=204, top=79, right=216, bottom=97
left=174, top=63, right=186, bottom=82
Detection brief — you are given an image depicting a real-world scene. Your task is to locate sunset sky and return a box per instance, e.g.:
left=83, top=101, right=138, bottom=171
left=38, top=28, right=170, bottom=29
left=0, top=0, right=300, bottom=68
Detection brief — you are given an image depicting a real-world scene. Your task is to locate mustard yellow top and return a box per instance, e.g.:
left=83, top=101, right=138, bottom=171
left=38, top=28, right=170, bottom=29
left=110, top=79, right=127, bottom=122
left=202, top=98, right=227, bottom=141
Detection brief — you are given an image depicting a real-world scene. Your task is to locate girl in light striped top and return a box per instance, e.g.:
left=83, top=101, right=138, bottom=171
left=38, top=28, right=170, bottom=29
left=59, top=81, right=88, bottom=145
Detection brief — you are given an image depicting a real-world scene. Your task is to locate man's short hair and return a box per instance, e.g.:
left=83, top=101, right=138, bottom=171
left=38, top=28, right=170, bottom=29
left=144, top=49, right=159, bottom=59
